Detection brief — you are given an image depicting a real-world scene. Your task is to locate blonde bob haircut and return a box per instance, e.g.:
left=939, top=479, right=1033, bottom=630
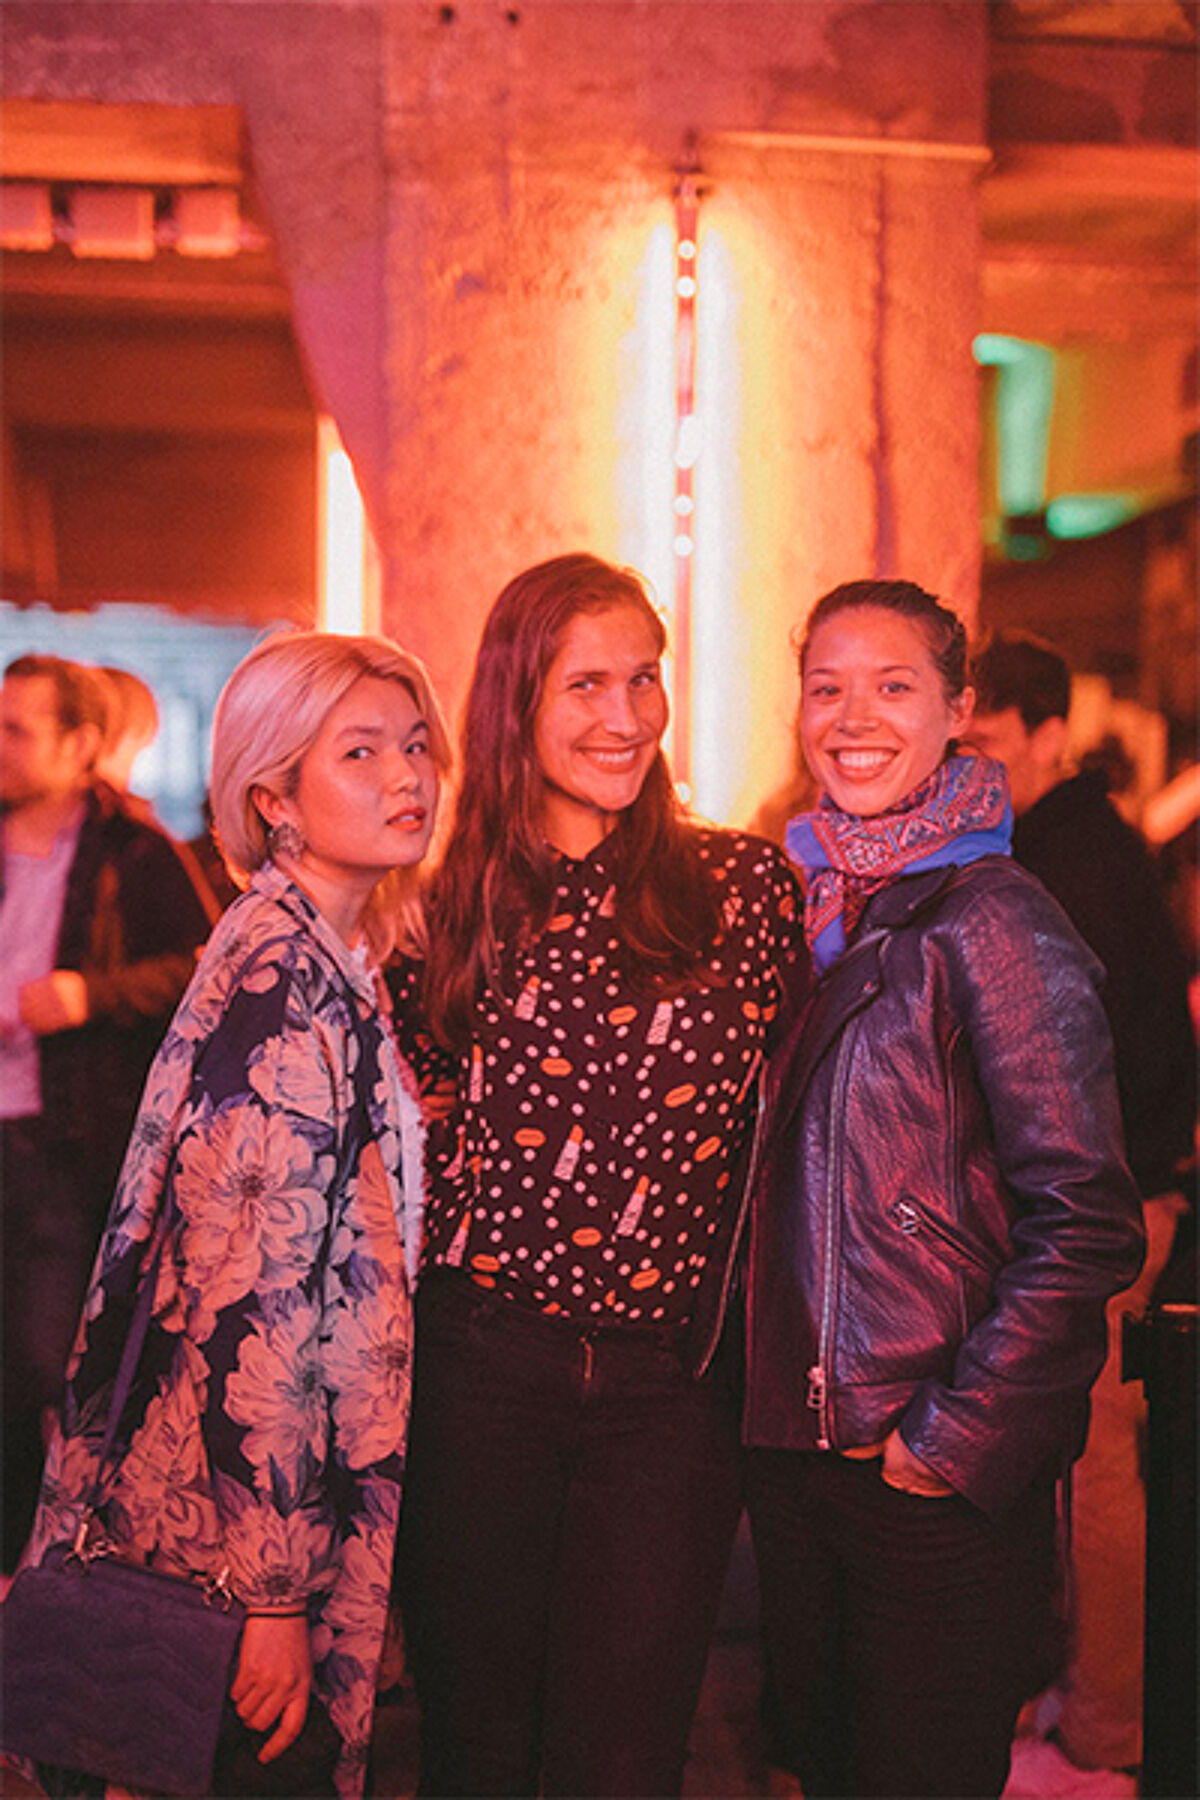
left=210, top=630, right=451, bottom=945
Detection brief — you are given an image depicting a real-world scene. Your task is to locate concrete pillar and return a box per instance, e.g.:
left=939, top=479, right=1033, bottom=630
left=4, top=0, right=989, bottom=824
left=379, top=0, right=987, bottom=821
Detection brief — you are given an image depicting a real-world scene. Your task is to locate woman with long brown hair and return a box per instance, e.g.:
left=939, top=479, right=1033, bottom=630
left=399, top=553, right=805, bottom=1798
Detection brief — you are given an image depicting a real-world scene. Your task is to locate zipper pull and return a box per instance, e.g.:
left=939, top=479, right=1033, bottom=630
left=807, top=1364, right=833, bottom=1449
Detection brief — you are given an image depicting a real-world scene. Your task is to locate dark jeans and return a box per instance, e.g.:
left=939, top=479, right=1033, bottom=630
left=2, top=1117, right=106, bottom=1568
left=398, top=1271, right=743, bottom=1798
left=212, top=1696, right=341, bottom=1797
left=746, top=1448, right=1057, bottom=1799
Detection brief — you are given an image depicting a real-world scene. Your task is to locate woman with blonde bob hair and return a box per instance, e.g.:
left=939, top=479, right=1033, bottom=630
left=25, top=630, right=450, bottom=1798
left=211, top=629, right=451, bottom=950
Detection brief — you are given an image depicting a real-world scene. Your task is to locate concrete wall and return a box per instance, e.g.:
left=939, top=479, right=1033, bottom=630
left=3, top=0, right=989, bottom=822
left=379, top=1, right=987, bottom=818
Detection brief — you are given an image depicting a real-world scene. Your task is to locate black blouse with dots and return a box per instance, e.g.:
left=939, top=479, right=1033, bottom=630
left=424, top=828, right=805, bottom=1327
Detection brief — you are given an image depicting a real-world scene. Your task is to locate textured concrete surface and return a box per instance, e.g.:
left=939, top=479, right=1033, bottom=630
left=2, top=1, right=989, bottom=821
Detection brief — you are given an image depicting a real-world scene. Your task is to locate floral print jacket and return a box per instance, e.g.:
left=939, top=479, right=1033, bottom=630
left=27, top=866, right=425, bottom=1797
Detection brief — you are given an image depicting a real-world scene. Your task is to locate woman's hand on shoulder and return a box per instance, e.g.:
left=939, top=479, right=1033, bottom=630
left=230, top=1612, right=312, bottom=1762
left=880, top=1427, right=956, bottom=1497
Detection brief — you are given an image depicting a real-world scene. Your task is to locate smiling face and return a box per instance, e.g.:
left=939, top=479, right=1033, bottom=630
left=533, top=603, right=669, bottom=857
left=801, top=607, right=973, bottom=816
left=262, top=674, right=438, bottom=914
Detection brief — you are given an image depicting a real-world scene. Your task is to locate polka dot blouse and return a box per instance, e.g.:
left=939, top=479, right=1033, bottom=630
left=423, top=828, right=805, bottom=1326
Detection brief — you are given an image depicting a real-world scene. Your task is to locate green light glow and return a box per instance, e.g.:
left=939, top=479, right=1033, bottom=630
left=1046, top=494, right=1141, bottom=539
left=973, top=334, right=1056, bottom=518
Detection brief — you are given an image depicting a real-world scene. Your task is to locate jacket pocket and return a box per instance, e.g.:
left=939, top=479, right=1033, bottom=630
left=889, top=1194, right=997, bottom=1289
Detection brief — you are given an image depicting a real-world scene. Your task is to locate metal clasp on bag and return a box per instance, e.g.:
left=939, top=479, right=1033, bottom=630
left=67, top=1511, right=116, bottom=1569
left=203, top=1563, right=238, bottom=1612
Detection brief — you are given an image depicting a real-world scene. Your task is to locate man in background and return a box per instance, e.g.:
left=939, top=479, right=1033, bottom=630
left=969, top=631, right=1195, bottom=1789
left=0, top=653, right=216, bottom=1568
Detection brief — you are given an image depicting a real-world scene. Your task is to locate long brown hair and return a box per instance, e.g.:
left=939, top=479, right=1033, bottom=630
left=423, top=553, right=724, bottom=1049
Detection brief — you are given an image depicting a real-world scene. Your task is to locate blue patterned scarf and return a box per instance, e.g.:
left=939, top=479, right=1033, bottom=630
left=785, top=753, right=1012, bottom=972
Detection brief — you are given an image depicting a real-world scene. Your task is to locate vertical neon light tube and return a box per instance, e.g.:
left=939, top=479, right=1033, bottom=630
left=616, top=222, right=676, bottom=758
left=671, top=166, right=700, bottom=800
left=317, top=415, right=380, bottom=635
left=690, top=228, right=738, bottom=825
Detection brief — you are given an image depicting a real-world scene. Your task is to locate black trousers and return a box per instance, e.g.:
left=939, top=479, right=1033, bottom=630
left=2, top=1116, right=107, bottom=1569
left=398, top=1272, right=743, bottom=1798
left=747, top=1446, right=1057, bottom=1799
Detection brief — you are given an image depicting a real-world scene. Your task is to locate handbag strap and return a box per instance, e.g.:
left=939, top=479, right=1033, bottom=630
left=77, top=933, right=294, bottom=1527
left=81, top=1129, right=364, bottom=1537
left=77, top=931, right=373, bottom=1534
left=76, top=1166, right=180, bottom=1535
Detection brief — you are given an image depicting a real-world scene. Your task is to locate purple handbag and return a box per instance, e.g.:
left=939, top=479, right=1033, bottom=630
left=0, top=1539, right=245, bottom=1796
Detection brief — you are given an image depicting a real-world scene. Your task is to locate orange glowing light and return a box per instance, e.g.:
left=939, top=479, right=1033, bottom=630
left=669, top=163, right=701, bottom=793
left=687, top=196, right=804, bottom=832
left=690, top=228, right=743, bottom=826
left=618, top=224, right=675, bottom=598
left=617, top=222, right=678, bottom=758
left=317, top=415, right=380, bottom=635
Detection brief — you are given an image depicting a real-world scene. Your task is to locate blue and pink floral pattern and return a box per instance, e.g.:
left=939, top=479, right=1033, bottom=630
left=27, top=864, right=425, bottom=1797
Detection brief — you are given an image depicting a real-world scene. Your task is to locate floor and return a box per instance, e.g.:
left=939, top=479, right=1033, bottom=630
left=0, top=1518, right=1142, bottom=1800
left=366, top=1516, right=1139, bottom=1800
left=366, top=1516, right=775, bottom=1800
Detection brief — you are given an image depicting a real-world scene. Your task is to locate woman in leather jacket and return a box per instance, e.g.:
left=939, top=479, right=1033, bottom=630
left=743, top=580, right=1144, bottom=1800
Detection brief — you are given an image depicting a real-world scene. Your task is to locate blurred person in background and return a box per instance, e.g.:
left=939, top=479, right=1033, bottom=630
left=969, top=633, right=1195, bottom=1213
left=93, top=660, right=228, bottom=912
left=0, top=653, right=217, bottom=1570
left=969, top=630, right=1196, bottom=1788
left=94, top=664, right=160, bottom=799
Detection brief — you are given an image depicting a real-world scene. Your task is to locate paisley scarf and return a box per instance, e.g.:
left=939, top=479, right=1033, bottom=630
left=785, top=753, right=1012, bottom=972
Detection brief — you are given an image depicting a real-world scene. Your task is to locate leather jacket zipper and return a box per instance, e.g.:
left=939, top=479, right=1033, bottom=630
left=695, top=1079, right=768, bottom=1378
left=892, top=1195, right=996, bottom=1284
left=806, top=1362, right=827, bottom=1424
left=812, top=1026, right=855, bottom=1450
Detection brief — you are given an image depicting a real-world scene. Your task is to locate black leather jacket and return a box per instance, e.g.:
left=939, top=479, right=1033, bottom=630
left=744, top=857, right=1144, bottom=1517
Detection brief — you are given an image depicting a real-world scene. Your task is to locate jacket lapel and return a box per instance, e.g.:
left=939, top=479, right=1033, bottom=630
left=765, top=865, right=963, bottom=1141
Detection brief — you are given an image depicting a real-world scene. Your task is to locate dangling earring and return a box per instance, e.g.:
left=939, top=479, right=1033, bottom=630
left=267, top=819, right=305, bottom=861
